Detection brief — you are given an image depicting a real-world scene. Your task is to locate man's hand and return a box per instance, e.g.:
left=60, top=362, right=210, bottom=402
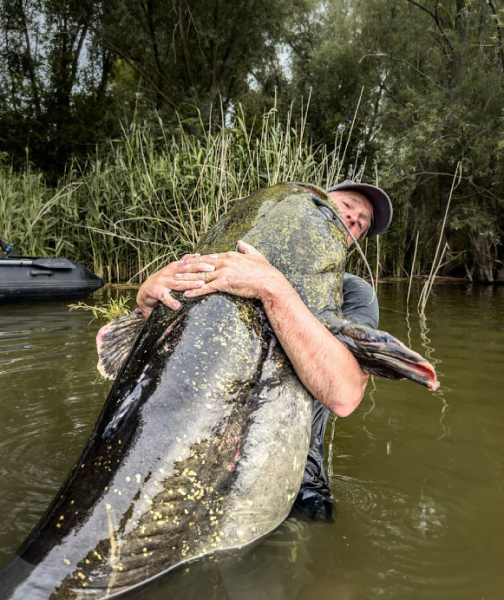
left=136, top=254, right=216, bottom=320
left=178, top=240, right=293, bottom=303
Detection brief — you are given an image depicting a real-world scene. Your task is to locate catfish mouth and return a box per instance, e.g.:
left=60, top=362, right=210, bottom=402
left=361, top=346, right=439, bottom=391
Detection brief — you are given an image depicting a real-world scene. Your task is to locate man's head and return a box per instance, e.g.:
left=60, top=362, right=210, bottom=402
left=326, top=180, right=393, bottom=247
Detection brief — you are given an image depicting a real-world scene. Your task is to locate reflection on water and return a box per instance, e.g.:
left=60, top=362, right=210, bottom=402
left=1, top=283, right=504, bottom=599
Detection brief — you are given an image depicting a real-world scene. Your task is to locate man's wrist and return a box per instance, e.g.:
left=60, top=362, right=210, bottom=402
left=259, top=272, right=296, bottom=310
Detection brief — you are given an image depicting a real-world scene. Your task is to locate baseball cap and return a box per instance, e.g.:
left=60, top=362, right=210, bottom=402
left=326, top=180, right=393, bottom=237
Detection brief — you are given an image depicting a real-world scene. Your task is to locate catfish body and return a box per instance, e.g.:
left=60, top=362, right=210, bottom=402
left=1, top=183, right=348, bottom=599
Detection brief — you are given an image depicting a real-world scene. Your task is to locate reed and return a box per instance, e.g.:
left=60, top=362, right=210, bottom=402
left=418, top=163, right=462, bottom=314
left=0, top=106, right=345, bottom=283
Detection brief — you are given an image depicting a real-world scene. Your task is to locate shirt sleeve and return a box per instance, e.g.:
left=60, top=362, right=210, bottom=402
left=341, top=273, right=379, bottom=329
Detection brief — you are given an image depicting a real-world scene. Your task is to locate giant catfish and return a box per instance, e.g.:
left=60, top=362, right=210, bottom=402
left=0, top=183, right=438, bottom=599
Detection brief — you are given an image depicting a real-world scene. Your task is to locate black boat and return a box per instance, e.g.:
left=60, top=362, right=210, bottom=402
left=0, top=238, right=104, bottom=303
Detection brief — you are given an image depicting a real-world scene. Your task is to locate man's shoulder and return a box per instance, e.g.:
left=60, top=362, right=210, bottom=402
left=342, top=273, right=379, bottom=328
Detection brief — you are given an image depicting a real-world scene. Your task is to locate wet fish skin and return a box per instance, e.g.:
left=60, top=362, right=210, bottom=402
left=0, top=183, right=342, bottom=599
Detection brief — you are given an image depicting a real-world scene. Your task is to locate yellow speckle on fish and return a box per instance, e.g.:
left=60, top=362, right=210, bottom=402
left=81, top=464, right=85, bottom=468
left=178, top=489, right=186, bottom=496
left=64, top=558, right=71, bottom=565
left=126, top=476, right=131, bottom=482
left=143, top=547, right=147, bottom=553
left=94, top=551, right=102, bottom=560
left=136, top=474, right=141, bottom=483
left=56, top=523, right=61, bottom=529
left=106, top=504, right=112, bottom=509
left=159, top=468, right=165, bottom=473
left=85, top=559, right=90, bottom=564
left=205, top=404, right=212, bottom=409
left=77, top=573, right=86, bottom=580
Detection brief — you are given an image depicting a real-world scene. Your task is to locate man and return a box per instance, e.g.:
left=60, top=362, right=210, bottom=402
left=136, top=180, right=393, bottom=521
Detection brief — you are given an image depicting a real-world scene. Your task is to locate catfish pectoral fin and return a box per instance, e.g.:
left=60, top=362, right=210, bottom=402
left=335, top=321, right=439, bottom=391
left=96, top=309, right=144, bottom=380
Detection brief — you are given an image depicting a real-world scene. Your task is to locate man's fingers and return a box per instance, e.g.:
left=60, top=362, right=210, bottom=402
left=146, top=284, right=181, bottom=311
left=183, top=282, right=217, bottom=299
left=236, top=240, right=263, bottom=257
left=179, top=253, right=200, bottom=262
left=179, top=254, right=219, bottom=266
left=174, top=271, right=215, bottom=283
left=175, top=261, right=215, bottom=273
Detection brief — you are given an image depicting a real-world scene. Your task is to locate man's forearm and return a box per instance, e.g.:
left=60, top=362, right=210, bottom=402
left=261, top=281, right=369, bottom=417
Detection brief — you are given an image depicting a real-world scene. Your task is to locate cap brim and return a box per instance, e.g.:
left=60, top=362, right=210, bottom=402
left=326, top=182, right=393, bottom=237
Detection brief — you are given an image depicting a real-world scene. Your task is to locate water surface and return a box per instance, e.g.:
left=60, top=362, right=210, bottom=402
left=0, top=283, right=503, bottom=599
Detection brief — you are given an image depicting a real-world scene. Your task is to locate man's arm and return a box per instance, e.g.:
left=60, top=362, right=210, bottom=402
left=165, top=241, right=369, bottom=417
left=259, top=275, right=369, bottom=417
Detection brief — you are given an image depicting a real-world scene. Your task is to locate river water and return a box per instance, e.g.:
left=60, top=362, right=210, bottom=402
left=0, top=282, right=503, bottom=600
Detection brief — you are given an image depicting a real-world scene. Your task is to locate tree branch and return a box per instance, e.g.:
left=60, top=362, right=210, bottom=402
left=359, top=53, right=444, bottom=90
left=406, top=0, right=454, bottom=55
left=89, top=24, right=178, bottom=109
left=17, top=0, right=41, bottom=115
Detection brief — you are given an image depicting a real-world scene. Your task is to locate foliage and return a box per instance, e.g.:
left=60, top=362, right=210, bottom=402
left=2, top=0, right=504, bottom=281
left=0, top=107, right=343, bottom=283
left=68, top=296, right=132, bottom=322
left=262, top=0, right=504, bottom=281
left=0, top=0, right=290, bottom=178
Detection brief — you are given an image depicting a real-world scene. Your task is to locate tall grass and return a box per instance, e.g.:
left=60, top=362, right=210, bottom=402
left=1, top=107, right=345, bottom=283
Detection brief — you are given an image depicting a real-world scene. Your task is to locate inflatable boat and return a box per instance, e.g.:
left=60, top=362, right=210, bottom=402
left=0, top=256, right=104, bottom=303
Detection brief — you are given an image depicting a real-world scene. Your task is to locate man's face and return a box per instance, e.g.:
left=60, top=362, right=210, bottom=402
left=327, top=191, right=373, bottom=247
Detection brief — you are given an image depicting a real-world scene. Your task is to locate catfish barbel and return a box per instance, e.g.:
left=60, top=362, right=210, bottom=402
left=0, top=183, right=438, bottom=599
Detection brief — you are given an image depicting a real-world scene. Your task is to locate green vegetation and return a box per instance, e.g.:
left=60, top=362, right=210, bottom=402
left=1, top=0, right=504, bottom=282
left=69, top=296, right=133, bottom=322
left=1, top=109, right=342, bottom=283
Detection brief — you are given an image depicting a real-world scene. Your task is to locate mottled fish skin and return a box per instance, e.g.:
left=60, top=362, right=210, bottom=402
left=0, top=183, right=344, bottom=599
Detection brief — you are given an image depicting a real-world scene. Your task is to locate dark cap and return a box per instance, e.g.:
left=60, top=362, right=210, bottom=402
left=326, top=180, right=393, bottom=237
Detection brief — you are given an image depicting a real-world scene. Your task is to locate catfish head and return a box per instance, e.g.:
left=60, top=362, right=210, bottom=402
left=319, top=310, right=439, bottom=391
